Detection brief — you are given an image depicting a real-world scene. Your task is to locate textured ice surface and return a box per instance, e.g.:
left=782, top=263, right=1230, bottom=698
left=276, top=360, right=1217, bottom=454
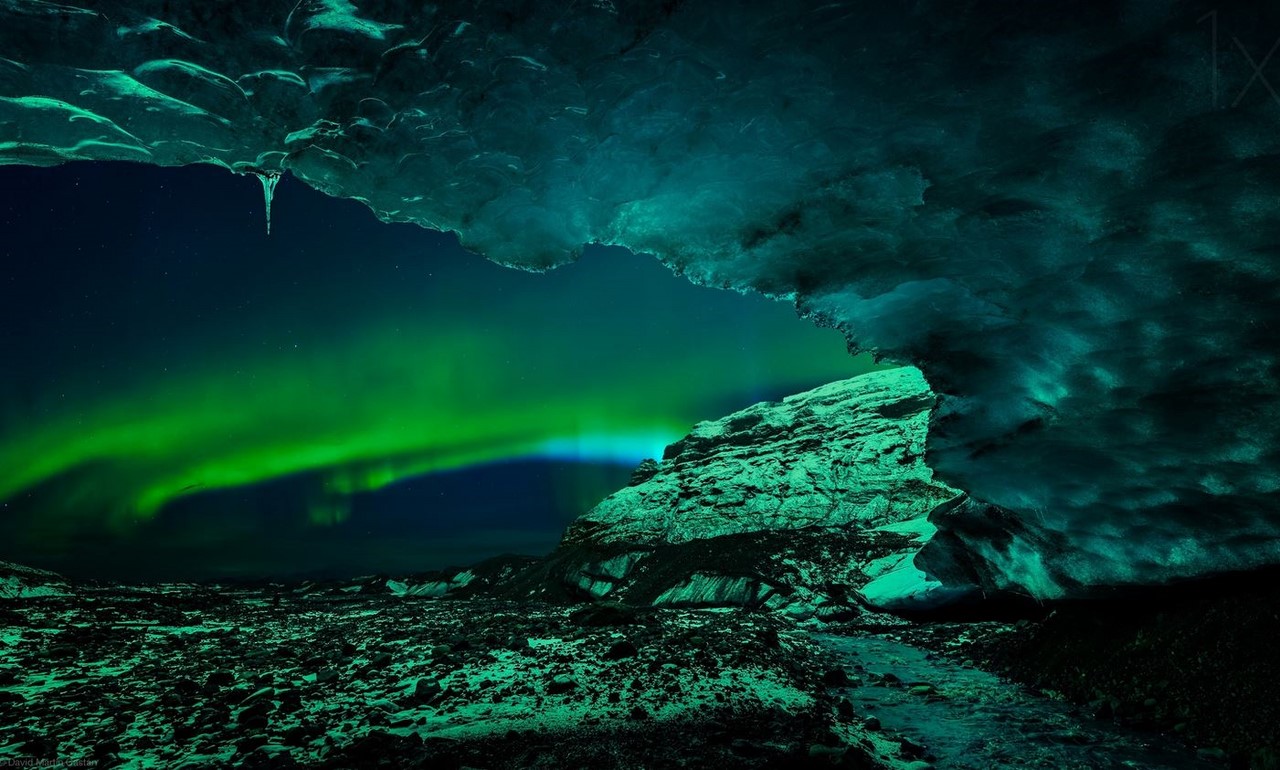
left=3, top=0, right=1280, bottom=597
left=568, top=368, right=958, bottom=545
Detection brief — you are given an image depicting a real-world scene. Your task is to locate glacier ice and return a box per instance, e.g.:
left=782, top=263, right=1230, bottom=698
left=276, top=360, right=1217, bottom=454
left=4, top=0, right=1280, bottom=599
left=253, top=170, right=282, bottom=234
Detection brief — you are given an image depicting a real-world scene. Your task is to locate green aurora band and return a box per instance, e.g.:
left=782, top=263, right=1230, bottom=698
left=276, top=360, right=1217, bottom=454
left=1, top=237, right=878, bottom=540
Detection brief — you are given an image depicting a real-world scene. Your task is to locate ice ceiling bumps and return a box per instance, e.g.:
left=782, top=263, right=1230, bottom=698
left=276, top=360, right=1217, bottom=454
left=4, top=0, right=1280, bottom=599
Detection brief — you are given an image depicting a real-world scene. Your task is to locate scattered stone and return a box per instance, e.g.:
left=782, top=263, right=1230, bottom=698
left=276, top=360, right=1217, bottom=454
left=897, top=737, right=928, bottom=759
left=242, top=686, right=275, bottom=704
left=809, top=743, right=845, bottom=760
left=0, top=691, right=26, bottom=706
left=603, top=639, right=638, bottom=660
left=1196, top=747, right=1228, bottom=762
left=314, top=667, right=340, bottom=684
left=835, top=698, right=855, bottom=721
left=822, top=667, right=852, bottom=687
left=410, top=677, right=442, bottom=704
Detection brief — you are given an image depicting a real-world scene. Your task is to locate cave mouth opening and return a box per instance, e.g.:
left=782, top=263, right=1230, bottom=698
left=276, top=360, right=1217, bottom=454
left=0, top=161, right=888, bottom=582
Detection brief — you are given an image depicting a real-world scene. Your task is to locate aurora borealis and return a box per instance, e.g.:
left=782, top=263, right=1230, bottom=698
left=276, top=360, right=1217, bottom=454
left=0, top=162, right=875, bottom=579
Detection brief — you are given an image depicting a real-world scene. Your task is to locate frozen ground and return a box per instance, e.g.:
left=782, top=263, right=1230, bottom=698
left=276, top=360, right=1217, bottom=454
left=817, top=632, right=1212, bottom=769
left=0, top=584, right=845, bottom=769
left=0, top=578, right=1225, bottom=769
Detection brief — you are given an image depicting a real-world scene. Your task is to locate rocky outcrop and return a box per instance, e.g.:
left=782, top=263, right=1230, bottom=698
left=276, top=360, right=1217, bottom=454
left=387, top=568, right=477, bottom=598
left=536, top=369, right=962, bottom=619
left=275, top=555, right=540, bottom=601
left=0, top=561, right=70, bottom=600
left=565, top=368, right=958, bottom=547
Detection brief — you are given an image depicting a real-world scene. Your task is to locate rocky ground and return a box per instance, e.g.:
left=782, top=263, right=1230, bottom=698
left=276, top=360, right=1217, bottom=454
left=0, top=581, right=900, bottom=770
left=3, top=572, right=1257, bottom=770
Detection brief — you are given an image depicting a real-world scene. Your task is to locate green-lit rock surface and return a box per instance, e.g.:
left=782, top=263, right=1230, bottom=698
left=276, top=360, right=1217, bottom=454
left=567, top=368, right=956, bottom=546
left=508, top=369, right=961, bottom=618
left=0, top=561, right=70, bottom=600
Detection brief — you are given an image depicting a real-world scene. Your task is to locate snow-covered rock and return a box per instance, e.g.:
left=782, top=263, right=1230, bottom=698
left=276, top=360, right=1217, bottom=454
left=540, top=369, right=960, bottom=616
left=0, top=561, right=70, bottom=599
left=566, top=552, right=650, bottom=599
left=387, top=569, right=474, bottom=598
left=653, top=574, right=774, bottom=608
left=566, top=368, right=959, bottom=546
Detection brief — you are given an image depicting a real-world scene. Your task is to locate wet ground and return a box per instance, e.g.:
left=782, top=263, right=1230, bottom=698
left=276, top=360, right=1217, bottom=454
left=818, top=631, right=1213, bottom=769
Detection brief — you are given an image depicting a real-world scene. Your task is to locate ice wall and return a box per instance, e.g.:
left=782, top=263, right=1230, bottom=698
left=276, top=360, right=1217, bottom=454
left=3, top=0, right=1280, bottom=598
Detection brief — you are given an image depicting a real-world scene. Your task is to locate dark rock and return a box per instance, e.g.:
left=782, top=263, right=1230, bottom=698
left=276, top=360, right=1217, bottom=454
left=0, top=691, right=27, bottom=706
left=822, top=668, right=852, bottom=687
left=604, top=639, right=638, bottom=660
left=241, top=686, right=275, bottom=704
left=897, top=737, right=928, bottom=759
left=314, top=668, right=340, bottom=684
left=570, top=604, right=638, bottom=627
left=809, top=744, right=847, bottom=761
left=235, top=734, right=269, bottom=754
left=20, top=737, right=57, bottom=759
left=410, top=678, right=442, bottom=704
left=92, top=739, right=120, bottom=759
left=836, top=699, right=855, bottom=721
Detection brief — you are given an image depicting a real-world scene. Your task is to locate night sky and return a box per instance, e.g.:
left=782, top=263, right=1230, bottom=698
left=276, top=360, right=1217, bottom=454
left=0, top=163, right=878, bottom=581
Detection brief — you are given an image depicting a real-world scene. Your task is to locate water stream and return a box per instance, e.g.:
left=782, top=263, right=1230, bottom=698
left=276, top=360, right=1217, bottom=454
left=816, top=633, right=1212, bottom=769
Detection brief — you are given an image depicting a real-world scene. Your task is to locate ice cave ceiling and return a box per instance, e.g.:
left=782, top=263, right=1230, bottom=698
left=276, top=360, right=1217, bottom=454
left=3, top=0, right=1280, bottom=598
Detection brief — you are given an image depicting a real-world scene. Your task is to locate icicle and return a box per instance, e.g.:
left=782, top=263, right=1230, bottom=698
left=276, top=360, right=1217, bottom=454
left=256, top=172, right=282, bottom=234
